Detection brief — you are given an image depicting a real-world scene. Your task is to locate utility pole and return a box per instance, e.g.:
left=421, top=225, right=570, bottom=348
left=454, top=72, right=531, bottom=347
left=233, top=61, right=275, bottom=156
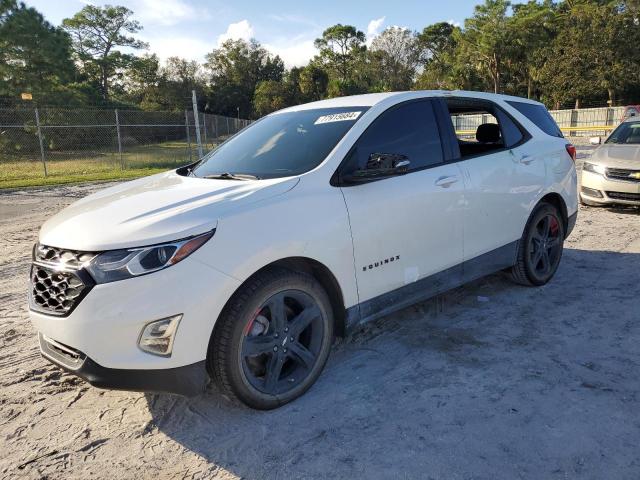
left=192, top=90, right=203, bottom=159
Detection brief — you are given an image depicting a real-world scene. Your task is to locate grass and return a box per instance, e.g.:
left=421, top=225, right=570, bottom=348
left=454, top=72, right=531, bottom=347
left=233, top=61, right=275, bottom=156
left=0, top=141, right=203, bottom=189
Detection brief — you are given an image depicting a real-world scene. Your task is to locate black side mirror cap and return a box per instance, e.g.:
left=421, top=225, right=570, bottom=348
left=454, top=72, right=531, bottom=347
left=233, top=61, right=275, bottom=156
left=341, top=153, right=411, bottom=184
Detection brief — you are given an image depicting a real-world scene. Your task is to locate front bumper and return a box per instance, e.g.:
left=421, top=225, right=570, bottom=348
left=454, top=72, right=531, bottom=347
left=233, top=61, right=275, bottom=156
left=581, top=170, right=640, bottom=205
left=39, top=333, right=207, bottom=396
left=29, top=256, right=241, bottom=371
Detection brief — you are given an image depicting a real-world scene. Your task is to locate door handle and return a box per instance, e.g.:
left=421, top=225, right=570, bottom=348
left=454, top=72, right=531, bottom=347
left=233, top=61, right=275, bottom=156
left=435, top=175, right=459, bottom=188
left=519, top=154, right=534, bottom=165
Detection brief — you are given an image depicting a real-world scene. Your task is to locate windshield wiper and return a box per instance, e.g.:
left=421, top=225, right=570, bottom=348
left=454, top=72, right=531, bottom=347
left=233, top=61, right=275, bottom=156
left=203, top=172, right=260, bottom=180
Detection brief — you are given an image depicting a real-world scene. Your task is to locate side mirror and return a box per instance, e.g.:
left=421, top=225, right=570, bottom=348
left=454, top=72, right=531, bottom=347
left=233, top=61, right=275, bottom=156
left=589, top=136, right=602, bottom=145
left=343, top=153, right=411, bottom=183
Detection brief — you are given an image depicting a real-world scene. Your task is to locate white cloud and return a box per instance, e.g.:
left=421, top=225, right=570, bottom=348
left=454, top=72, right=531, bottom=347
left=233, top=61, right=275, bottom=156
left=264, top=40, right=317, bottom=68
left=133, top=0, right=206, bottom=27
left=366, top=16, right=386, bottom=46
left=144, top=35, right=212, bottom=62
left=217, top=19, right=254, bottom=47
left=366, top=16, right=386, bottom=44
left=447, top=19, right=462, bottom=28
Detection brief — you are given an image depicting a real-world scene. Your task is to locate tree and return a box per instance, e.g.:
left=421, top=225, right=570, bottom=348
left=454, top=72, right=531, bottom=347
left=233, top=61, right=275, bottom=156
left=415, top=22, right=479, bottom=90
left=253, top=80, right=291, bottom=116
left=298, top=64, right=329, bottom=101
left=369, top=27, right=419, bottom=91
left=508, top=0, right=558, bottom=99
left=205, top=39, right=284, bottom=118
left=62, top=5, right=148, bottom=101
left=0, top=0, right=78, bottom=102
left=537, top=1, right=640, bottom=108
left=314, top=24, right=366, bottom=83
left=460, top=0, right=512, bottom=93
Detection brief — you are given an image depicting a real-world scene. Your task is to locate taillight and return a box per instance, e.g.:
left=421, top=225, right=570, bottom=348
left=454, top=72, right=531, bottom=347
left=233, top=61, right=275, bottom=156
left=565, top=144, right=576, bottom=162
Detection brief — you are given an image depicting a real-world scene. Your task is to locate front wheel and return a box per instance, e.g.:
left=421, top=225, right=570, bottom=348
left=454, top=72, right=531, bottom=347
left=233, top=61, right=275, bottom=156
left=510, top=202, right=565, bottom=286
left=208, top=268, right=333, bottom=409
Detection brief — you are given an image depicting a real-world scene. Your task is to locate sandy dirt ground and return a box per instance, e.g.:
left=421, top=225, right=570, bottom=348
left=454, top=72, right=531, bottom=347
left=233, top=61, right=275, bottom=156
left=1, top=147, right=639, bottom=480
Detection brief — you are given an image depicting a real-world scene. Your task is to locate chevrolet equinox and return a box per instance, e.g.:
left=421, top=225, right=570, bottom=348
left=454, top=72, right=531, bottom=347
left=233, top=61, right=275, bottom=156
left=29, top=91, right=578, bottom=409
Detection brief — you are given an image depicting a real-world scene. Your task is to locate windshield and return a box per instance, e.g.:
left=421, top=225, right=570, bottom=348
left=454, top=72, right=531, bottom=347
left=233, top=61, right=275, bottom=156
left=606, top=121, right=640, bottom=144
left=191, top=107, right=368, bottom=179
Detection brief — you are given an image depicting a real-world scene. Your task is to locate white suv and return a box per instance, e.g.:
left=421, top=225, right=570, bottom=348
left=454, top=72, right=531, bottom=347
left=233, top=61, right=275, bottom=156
left=29, top=91, right=578, bottom=409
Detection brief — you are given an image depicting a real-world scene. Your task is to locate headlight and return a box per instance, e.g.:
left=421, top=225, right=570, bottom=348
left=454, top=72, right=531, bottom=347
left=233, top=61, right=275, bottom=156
left=85, top=230, right=214, bottom=284
left=583, top=162, right=606, bottom=175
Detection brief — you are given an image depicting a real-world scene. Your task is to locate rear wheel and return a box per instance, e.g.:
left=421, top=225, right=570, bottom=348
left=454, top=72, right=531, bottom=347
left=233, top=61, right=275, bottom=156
left=510, top=202, right=565, bottom=286
left=209, top=268, right=333, bottom=409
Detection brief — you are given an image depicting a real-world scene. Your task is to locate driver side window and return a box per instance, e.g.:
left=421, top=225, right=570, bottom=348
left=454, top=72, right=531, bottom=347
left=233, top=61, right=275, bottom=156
left=342, top=100, right=444, bottom=175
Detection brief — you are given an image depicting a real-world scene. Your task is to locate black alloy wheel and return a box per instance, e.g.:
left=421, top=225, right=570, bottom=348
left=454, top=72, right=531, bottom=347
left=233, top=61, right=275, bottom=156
left=528, top=213, right=562, bottom=279
left=209, top=268, right=333, bottom=409
left=241, top=290, right=324, bottom=395
left=510, top=202, right=565, bottom=286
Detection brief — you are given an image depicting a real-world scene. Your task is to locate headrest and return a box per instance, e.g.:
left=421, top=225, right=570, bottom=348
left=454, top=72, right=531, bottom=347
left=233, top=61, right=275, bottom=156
left=476, top=123, right=501, bottom=143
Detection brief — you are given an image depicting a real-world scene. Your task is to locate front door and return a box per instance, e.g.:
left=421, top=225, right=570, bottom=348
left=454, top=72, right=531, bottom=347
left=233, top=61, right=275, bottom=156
left=338, top=100, right=465, bottom=317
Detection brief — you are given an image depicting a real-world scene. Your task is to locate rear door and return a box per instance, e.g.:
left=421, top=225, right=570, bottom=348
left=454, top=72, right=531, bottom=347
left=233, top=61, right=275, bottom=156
left=337, top=99, right=465, bottom=309
left=437, top=97, right=545, bottom=270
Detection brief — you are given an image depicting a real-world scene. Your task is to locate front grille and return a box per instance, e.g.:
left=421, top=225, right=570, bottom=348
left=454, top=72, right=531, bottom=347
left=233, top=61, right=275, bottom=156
left=29, top=244, right=96, bottom=316
left=606, top=168, right=640, bottom=183
left=606, top=191, right=640, bottom=201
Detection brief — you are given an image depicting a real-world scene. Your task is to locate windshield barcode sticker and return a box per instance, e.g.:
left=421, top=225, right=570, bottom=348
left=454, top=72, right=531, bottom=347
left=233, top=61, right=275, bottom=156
left=314, top=111, right=362, bottom=125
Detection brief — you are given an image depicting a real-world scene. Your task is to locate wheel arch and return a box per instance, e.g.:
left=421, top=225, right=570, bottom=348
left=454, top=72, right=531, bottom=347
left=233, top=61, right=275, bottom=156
left=212, top=257, right=348, bottom=342
left=538, top=192, right=569, bottom=237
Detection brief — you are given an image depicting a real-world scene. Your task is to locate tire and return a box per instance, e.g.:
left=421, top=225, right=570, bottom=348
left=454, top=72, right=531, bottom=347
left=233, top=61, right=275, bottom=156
left=208, top=267, right=334, bottom=410
left=510, top=202, right=565, bottom=287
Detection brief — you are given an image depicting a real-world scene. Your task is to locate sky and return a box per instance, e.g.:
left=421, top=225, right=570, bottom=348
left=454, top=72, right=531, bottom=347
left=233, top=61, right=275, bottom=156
left=24, top=0, right=490, bottom=68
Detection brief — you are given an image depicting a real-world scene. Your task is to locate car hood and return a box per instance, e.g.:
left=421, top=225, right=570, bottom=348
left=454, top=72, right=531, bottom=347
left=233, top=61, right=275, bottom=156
left=590, top=144, right=640, bottom=169
left=40, top=171, right=299, bottom=251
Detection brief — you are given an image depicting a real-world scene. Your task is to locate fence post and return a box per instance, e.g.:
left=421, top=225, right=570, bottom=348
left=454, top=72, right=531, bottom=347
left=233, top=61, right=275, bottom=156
left=185, top=109, right=192, bottom=163
left=202, top=114, right=207, bottom=150
left=606, top=107, right=614, bottom=126
left=191, top=90, right=203, bottom=159
left=115, top=109, right=124, bottom=169
left=34, top=108, right=48, bottom=177
left=226, top=116, right=230, bottom=137
left=570, top=109, right=578, bottom=137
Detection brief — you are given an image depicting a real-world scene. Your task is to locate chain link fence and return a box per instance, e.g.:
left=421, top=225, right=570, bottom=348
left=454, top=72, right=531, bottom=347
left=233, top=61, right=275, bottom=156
left=0, top=107, right=250, bottom=186
left=0, top=103, right=633, bottom=188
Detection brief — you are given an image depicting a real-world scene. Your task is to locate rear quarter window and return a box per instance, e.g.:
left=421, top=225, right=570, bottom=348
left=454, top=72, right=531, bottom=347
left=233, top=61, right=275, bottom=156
left=506, top=101, right=563, bottom=138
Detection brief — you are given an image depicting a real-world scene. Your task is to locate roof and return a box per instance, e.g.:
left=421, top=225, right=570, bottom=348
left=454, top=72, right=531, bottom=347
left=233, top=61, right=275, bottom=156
left=277, top=90, right=543, bottom=114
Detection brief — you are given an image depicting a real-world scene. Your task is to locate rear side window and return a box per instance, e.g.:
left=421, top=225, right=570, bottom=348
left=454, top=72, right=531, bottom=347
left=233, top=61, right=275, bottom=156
left=342, top=100, right=443, bottom=174
left=494, top=108, right=523, bottom=147
left=507, top=101, right=563, bottom=138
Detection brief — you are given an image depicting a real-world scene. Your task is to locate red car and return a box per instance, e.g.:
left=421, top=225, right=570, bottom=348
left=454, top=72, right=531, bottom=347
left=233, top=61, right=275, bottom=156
left=621, top=105, right=640, bottom=120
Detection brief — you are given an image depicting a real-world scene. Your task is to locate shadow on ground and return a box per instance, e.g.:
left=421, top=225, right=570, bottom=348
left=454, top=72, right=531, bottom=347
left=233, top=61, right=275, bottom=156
left=146, top=248, right=640, bottom=479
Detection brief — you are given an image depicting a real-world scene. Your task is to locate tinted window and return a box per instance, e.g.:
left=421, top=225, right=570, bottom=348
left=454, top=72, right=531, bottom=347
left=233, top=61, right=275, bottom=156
left=192, top=107, right=368, bottom=179
left=342, top=100, right=443, bottom=174
left=507, top=101, right=563, bottom=138
left=605, top=120, right=640, bottom=144
left=494, top=108, right=523, bottom=147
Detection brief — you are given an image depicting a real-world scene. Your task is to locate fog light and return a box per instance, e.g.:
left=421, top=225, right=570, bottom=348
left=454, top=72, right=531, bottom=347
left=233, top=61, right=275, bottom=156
left=581, top=186, right=603, bottom=198
left=138, top=314, right=182, bottom=356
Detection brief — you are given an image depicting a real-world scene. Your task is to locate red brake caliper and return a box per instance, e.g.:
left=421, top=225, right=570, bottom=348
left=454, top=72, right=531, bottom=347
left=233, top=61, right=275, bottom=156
left=549, top=216, right=559, bottom=238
